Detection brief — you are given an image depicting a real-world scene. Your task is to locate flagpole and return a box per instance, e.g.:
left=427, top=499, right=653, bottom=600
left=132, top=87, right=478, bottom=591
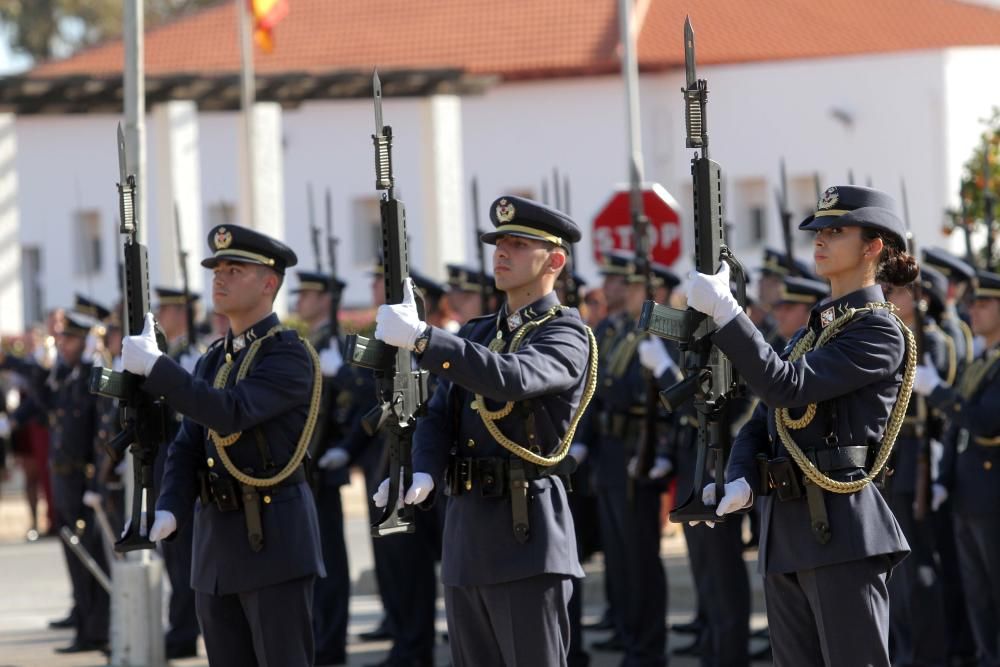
left=238, top=0, right=257, bottom=228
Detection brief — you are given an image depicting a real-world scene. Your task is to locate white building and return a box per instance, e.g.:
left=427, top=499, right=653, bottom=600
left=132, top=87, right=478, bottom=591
left=1, top=0, right=998, bottom=333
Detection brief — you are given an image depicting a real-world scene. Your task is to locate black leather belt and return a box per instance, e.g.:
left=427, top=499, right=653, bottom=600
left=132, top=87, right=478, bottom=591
left=801, top=445, right=869, bottom=473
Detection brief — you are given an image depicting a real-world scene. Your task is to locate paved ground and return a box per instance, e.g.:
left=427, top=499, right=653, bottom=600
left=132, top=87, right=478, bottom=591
left=0, top=468, right=772, bottom=666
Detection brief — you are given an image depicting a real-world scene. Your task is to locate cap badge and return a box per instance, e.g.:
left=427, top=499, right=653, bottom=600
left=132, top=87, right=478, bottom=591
left=818, top=187, right=839, bottom=211
left=215, top=227, right=233, bottom=250
left=495, top=199, right=516, bottom=223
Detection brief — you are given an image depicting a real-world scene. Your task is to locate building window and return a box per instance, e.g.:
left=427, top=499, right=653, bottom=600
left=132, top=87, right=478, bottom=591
left=21, top=245, right=42, bottom=326
left=73, top=209, right=102, bottom=276
left=749, top=206, right=766, bottom=244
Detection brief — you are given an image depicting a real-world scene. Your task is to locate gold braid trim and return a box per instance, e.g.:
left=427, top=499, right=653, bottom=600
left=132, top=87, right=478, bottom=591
left=473, top=306, right=599, bottom=467
left=208, top=326, right=323, bottom=488
left=957, top=349, right=1000, bottom=400
left=775, top=302, right=916, bottom=494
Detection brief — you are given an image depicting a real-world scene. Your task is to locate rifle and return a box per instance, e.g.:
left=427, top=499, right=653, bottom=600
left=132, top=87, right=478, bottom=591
left=173, top=203, right=197, bottom=351
left=308, top=183, right=322, bottom=272
left=324, top=187, right=341, bottom=336
left=88, top=124, right=169, bottom=552
left=775, top=158, right=798, bottom=276
left=901, top=179, right=932, bottom=521
left=561, top=174, right=580, bottom=310
left=984, top=139, right=996, bottom=272
left=344, top=71, right=430, bottom=537
left=470, top=177, right=491, bottom=316
left=552, top=167, right=562, bottom=211
left=636, top=17, right=747, bottom=522
left=813, top=172, right=823, bottom=203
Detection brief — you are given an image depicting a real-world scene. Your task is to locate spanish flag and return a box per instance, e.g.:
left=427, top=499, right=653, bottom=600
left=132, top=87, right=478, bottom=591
left=250, top=0, right=289, bottom=53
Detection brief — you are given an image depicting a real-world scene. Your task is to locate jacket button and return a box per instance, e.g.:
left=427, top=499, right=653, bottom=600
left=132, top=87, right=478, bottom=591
left=263, top=495, right=272, bottom=504
left=207, top=457, right=215, bottom=468
left=985, top=461, right=993, bottom=471
left=467, top=439, right=475, bottom=448
left=442, top=361, right=451, bottom=369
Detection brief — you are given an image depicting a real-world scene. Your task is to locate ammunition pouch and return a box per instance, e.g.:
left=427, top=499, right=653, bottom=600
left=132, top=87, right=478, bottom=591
left=445, top=455, right=577, bottom=543
left=197, top=465, right=308, bottom=551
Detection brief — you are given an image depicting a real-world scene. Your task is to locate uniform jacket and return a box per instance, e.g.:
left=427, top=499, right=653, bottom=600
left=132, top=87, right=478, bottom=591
left=151, top=312, right=325, bottom=595
left=413, top=291, right=589, bottom=587
left=721, top=285, right=910, bottom=574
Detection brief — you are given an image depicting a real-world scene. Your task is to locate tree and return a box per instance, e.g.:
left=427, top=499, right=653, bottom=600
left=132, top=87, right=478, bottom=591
left=0, top=0, right=221, bottom=63
left=946, top=108, right=1000, bottom=269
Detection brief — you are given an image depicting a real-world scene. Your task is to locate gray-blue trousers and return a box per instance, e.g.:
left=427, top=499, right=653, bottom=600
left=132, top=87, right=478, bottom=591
left=445, top=574, right=573, bottom=667
left=765, top=556, right=892, bottom=667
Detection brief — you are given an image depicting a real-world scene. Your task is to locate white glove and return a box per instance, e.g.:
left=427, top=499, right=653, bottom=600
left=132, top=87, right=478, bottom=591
left=374, top=278, right=427, bottom=351
left=122, top=313, right=163, bottom=376
left=627, top=455, right=673, bottom=479
left=148, top=510, right=177, bottom=542
left=373, top=471, right=435, bottom=508
left=913, top=360, right=942, bottom=396
left=930, top=439, right=944, bottom=481
left=703, top=477, right=752, bottom=517
left=317, top=447, right=349, bottom=470
left=685, top=263, right=742, bottom=328
left=82, top=490, right=102, bottom=509
left=638, top=339, right=675, bottom=379
left=569, top=443, right=588, bottom=465
left=319, top=341, right=344, bottom=377
left=931, top=483, right=948, bottom=512
left=84, top=333, right=99, bottom=362
left=178, top=350, right=199, bottom=374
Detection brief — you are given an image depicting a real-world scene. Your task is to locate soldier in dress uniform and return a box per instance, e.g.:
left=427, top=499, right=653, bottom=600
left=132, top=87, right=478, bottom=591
left=882, top=266, right=954, bottom=667
left=913, top=268, right=1000, bottom=667
left=446, top=263, right=497, bottom=323
left=48, top=310, right=110, bottom=654
left=922, top=248, right=976, bottom=374
left=149, top=286, right=204, bottom=659
left=686, top=185, right=917, bottom=666
left=372, top=195, right=592, bottom=667
left=292, top=269, right=352, bottom=666
left=121, top=224, right=326, bottom=667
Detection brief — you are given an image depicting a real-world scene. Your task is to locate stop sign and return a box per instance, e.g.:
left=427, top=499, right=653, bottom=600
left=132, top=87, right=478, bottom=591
left=592, top=183, right=682, bottom=266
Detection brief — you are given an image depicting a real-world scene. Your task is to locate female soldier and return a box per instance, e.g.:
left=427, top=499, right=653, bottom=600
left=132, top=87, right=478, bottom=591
left=685, top=185, right=918, bottom=666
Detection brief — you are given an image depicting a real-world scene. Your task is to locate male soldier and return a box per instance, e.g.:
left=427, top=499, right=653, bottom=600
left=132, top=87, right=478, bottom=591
left=576, top=250, right=635, bottom=648
left=914, top=269, right=1000, bottom=667
left=446, top=263, right=496, bottom=324
left=772, top=276, right=830, bottom=341
left=372, top=196, right=592, bottom=666
left=883, top=267, right=953, bottom=667
left=293, top=268, right=351, bottom=666
left=923, top=248, right=976, bottom=373
left=48, top=311, right=110, bottom=653
left=121, top=225, right=325, bottom=666
left=150, top=286, right=203, bottom=659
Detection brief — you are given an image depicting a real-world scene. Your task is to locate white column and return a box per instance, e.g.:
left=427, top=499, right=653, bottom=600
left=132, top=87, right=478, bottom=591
left=0, top=113, right=23, bottom=334
left=237, top=101, right=287, bottom=314
left=150, top=101, right=203, bottom=292
left=418, top=95, right=466, bottom=281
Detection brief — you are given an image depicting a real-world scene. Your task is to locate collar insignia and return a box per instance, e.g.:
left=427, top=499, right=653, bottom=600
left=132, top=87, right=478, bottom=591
left=506, top=310, right=523, bottom=331
left=820, top=307, right=835, bottom=328
left=232, top=334, right=246, bottom=353
left=215, top=227, right=233, bottom=249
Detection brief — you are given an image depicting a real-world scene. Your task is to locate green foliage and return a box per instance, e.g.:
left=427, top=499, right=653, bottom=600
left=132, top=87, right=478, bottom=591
left=0, top=0, right=221, bottom=62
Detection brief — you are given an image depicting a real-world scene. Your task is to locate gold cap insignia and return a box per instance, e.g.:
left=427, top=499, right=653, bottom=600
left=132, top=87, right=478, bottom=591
left=818, top=187, right=839, bottom=211
left=215, top=227, right=233, bottom=249
left=495, top=198, right=516, bottom=223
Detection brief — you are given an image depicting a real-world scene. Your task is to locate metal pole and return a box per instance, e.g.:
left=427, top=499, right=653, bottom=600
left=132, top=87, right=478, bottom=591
left=238, top=0, right=257, bottom=228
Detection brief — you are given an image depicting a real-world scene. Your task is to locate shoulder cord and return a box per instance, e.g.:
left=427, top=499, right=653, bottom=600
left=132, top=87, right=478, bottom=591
left=775, top=302, right=916, bottom=494
left=472, top=306, right=599, bottom=467
left=957, top=348, right=1000, bottom=400
left=208, top=326, right=323, bottom=487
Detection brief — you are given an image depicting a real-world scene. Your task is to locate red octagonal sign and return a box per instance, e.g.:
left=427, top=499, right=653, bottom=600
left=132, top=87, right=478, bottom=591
left=592, top=183, right=682, bottom=266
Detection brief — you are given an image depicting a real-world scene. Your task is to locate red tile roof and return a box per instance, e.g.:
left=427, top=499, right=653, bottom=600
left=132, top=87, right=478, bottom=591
left=30, top=0, right=1000, bottom=81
